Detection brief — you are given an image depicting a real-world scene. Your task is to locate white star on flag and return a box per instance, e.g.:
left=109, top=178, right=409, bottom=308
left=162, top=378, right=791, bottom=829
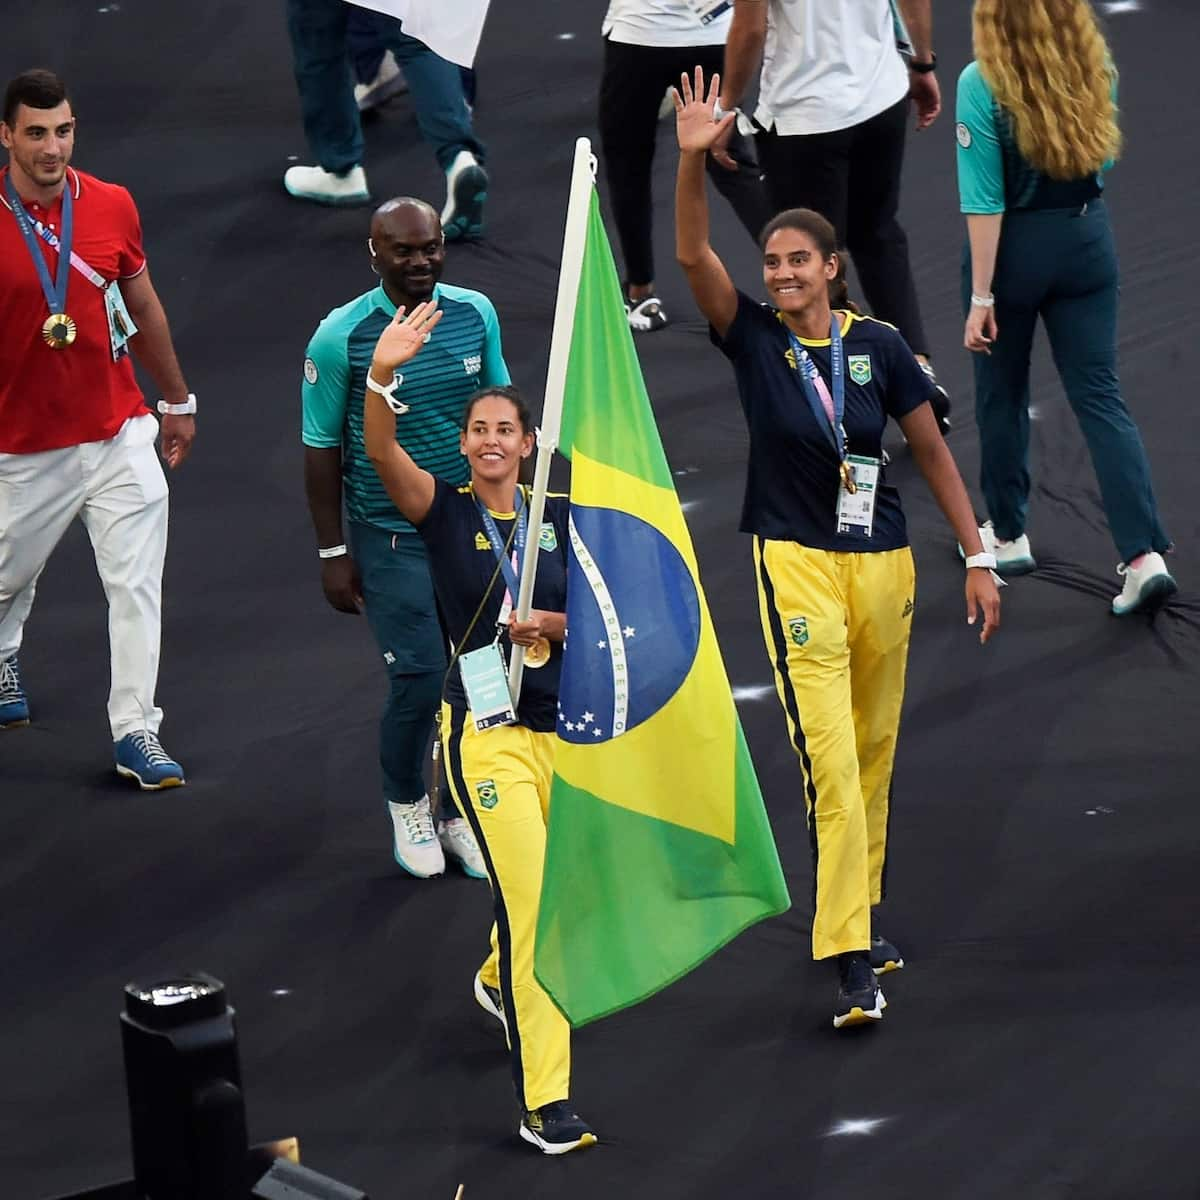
left=564, top=721, right=576, bottom=732
left=597, top=640, right=606, bottom=649
left=623, top=626, right=636, bottom=637
left=581, top=711, right=594, bottom=723
left=592, top=728, right=603, bottom=737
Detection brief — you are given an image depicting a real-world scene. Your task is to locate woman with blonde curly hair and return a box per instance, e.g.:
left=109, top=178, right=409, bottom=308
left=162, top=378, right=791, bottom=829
left=957, top=0, right=1176, bottom=615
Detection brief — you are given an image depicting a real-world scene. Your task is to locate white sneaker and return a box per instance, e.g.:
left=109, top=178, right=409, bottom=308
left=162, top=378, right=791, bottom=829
left=283, top=163, right=371, bottom=207
left=440, top=150, right=487, bottom=241
left=438, top=817, right=487, bottom=879
left=388, top=796, right=445, bottom=878
left=354, top=51, right=408, bottom=112
left=1112, top=552, right=1177, bottom=616
left=963, top=521, right=1036, bottom=575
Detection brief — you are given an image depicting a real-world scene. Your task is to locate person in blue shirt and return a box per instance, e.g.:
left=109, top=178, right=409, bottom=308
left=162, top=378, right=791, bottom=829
left=674, top=67, right=1000, bottom=1030
left=957, top=0, right=1175, bottom=614
left=301, top=197, right=506, bottom=879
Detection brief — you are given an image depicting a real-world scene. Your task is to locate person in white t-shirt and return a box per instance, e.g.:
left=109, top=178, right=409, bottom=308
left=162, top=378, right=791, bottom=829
left=715, top=0, right=951, bottom=431
left=600, top=0, right=770, bottom=333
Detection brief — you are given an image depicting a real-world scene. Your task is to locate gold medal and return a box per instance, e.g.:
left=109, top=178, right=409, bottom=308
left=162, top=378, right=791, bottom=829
left=523, top=636, right=552, bottom=669
left=42, top=313, right=77, bottom=349
left=840, top=460, right=857, bottom=494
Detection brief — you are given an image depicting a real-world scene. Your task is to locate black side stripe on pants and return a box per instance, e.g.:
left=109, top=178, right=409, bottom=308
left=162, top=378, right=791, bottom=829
left=879, top=778, right=894, bottom=904
left=755, top=538, right=822, bottom=904
left=444, top=707, right=528, bottom=1109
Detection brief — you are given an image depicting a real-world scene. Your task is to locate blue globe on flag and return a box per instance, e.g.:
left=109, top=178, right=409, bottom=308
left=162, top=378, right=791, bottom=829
left=557, top=504, right=701, bottom=744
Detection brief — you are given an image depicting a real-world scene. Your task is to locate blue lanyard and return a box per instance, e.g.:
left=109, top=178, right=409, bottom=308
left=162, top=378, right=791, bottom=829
left=474, top=487, right=527, bottom=605
left=4, top=170, right=73, bottom=316
left=785, top=314, right=846, bottom=462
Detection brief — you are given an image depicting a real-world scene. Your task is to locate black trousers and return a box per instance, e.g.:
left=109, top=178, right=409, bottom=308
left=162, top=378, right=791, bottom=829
left=756, top=98, right=929, bottom=356
left=599, top=38, right=771, bottom=288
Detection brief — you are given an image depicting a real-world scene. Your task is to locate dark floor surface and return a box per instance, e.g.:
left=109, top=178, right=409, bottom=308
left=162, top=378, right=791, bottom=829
left=5, top=2, right=1200, bottom=1198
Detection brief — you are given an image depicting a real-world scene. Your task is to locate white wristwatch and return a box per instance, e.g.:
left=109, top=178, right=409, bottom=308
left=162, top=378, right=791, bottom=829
left=365, top=370, right=409, bottom=415
left=964, top=552, right=998, bottom=570
left=157, top=393, right=197, bottom=416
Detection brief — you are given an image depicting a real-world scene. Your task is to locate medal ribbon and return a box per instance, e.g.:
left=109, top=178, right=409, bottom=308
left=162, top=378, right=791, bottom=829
left=4, top=170, right=74, bottom=317
left=474, top=487, right=527, bottom=621
left=786, top=314, right=847, bottom=466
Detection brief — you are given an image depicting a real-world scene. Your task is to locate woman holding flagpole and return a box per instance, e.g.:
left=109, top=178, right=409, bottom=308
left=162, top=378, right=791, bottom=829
left=673, top=67, right=1001, bottom=1030
left=362, top=299, right=597, bottom=1155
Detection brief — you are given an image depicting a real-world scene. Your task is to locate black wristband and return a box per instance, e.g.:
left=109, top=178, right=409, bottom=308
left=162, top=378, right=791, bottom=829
left=909, top=54, right=937, bottom=74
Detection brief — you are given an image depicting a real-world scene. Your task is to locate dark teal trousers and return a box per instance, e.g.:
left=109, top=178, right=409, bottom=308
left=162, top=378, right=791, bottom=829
left=964, top=200, right=1169, bottom=563
left=348, top=522, right=456, bottom=815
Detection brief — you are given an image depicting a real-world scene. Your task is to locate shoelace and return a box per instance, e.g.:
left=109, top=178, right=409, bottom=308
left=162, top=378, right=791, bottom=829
left=128, top=730, right=174, bottom=766
left=0, top=657, right=23, bottom=702
left=400, top=801, right=437, bottom=844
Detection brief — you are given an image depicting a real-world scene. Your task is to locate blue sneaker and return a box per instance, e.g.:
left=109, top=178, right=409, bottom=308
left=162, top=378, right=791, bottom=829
left=114, top=730, right=185, bottom=790
left=0, top=655, right=30, bottom=729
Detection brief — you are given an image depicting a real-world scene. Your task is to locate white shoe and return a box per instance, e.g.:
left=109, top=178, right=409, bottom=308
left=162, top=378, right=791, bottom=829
left=354, top=51, right=408, bottom=112
left=1112, top=552, right=1177, bottom=615
left=962, top=521, right=1036, bottom=575
left=440, top=150, right=487, bottom=241
left=438, top=817, right=487, bottom=879
left=388, top=796, right=445, bottom=878
left=283, top=163, right=371, bottom=207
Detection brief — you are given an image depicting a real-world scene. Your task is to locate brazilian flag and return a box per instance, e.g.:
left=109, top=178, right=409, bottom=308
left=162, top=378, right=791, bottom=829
left=533, top=191, right=791, bottom=1026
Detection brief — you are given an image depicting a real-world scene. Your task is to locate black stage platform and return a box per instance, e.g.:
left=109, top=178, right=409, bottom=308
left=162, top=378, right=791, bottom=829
left=4, top=2, right=1200, bottom=1197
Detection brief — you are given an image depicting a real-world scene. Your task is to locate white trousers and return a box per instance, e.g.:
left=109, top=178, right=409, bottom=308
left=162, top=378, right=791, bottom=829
left=0, top=413, right=169, bottom=740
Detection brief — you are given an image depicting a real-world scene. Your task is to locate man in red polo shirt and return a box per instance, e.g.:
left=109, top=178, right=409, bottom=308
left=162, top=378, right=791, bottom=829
left=0, top=69, right=196, bottom=789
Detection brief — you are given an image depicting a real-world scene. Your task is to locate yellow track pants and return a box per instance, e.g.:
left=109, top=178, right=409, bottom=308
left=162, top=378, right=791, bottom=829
left=441, top=704, right=571, bottom=1111
left=753, top=540, right=915, bottom=961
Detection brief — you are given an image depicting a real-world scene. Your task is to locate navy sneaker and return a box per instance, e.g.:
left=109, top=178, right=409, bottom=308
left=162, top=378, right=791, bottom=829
left=474, top=970, right=509, bottom=1045
left=519, top=1101, right=598, bottom=1155
left=0, top=655, right=30, bottom=729
left=870, top=933, right=904, bottom=976
left=833, top=951, right=886, bottom=1029
left=114, top=730, right=185, bottom=790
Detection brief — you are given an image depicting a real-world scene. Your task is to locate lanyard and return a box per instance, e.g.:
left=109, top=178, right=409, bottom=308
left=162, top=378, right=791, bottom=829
left=474, top=487, right=527, bottom=612
left=786, top=314, right=846, bottom=460
left=4, top=171, right=73, bottom=315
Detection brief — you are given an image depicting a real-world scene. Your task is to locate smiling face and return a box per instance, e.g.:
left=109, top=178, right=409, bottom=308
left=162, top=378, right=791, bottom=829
left=369, top=199, right=445, bottom=303
left=762, top=226, right=837, bottom=319
left=1, top=100, right=75, bottom=192
left=460, top=393, right=534, bottom=489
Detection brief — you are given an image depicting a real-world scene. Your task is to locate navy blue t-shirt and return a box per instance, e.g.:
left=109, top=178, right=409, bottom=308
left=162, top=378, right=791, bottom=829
left=416, top=478, right=569, bottom=732
left=710, top=293, right=936, bottom=551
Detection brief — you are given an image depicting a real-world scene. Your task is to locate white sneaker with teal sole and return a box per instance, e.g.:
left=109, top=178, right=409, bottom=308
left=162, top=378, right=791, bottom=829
left=1112, top=552, right=1177, bottom=615
left=438, top=817, right=487, bottom=878
left=960, top=521, right=1036, bottom=575
left=388, top=795, right=445, bottom=878
left=440, top=150, right=487, bottom=241
left=283, top=164, right=370, bottom=206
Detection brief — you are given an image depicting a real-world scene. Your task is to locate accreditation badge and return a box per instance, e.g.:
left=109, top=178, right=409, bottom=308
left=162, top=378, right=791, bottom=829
left=458, top=642, right=517, bottom=732
left=836, top=455, right=882, bottom=538
left=104, top=282, right=139, bottom=361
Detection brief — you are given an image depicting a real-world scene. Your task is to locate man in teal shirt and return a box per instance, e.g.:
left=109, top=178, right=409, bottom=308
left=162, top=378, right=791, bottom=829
left=302, top=197, right=509, bottom=876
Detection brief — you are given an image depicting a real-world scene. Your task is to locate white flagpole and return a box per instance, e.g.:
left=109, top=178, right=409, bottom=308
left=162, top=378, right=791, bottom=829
left=508, top=137, right=595, bottom=699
